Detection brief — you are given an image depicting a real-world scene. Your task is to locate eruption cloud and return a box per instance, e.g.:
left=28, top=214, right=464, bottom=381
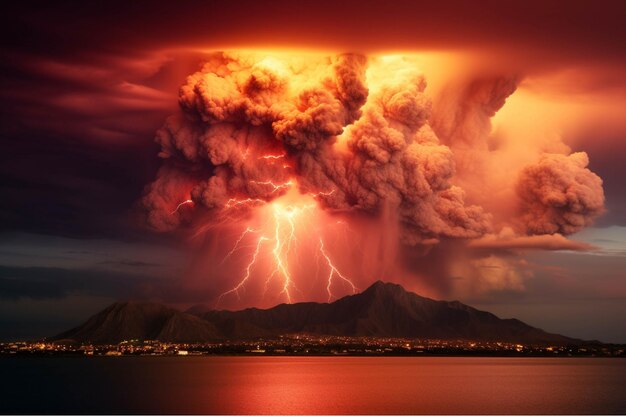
left=140, top=52, right=606, bottom=307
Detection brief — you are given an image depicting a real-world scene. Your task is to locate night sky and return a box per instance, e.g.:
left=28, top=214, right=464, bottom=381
left=1, top=0, right=625, bottom=342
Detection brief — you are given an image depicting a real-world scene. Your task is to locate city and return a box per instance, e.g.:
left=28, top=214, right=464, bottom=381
left=2, top=335, right=624, bottom=357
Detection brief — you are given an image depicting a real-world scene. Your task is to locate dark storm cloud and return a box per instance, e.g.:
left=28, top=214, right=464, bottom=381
left=0, top=260, right=232, bottom=304
left=0, top=48, right=190, bottom=238
left=0, top=276, right=66, bottom=299
left=0, top=264, right=216, bottom=303
left=98, top=260, right=163, bottom=268
left=0, top=265, right=162, bottom=300
left=0, top=14, right=201, bottom=239
left=3, top=0, right=626, bottom=64
left=0, top=132, right=162, bottom=238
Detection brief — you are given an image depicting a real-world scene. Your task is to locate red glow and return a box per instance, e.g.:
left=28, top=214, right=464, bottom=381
left=191, top=183, right=359, bottom=307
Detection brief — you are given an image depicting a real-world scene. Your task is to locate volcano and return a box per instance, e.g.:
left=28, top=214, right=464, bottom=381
left=54, top=281, right=580, bottom=345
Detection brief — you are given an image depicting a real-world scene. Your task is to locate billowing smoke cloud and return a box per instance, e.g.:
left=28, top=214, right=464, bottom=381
left=432, top=76, right=519, bottom=150
left=139, top=51, right=607, bottom=301
left=516, top=152, right=605, bottom=235
left=141, top=52, right=497, bottom=243
left=144, top=53, right=369, bottom=228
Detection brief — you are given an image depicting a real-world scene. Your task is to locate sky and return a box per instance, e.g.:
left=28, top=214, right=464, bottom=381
left=1, top=0, right=625, bottom=342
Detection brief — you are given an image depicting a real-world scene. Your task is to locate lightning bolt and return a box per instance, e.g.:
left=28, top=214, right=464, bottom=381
left=268, top=204, right=298, bottom=302
left=221, top=227, right=258, bottom=264
left=214, top=179, right=355, bottom=307
left=310, top=189, right=335, bottom=198
left=170, top=199, right=193, bottom=215
left=224, top=197, right=266, bottom=209
left=258, top=153, right=286, bottom=160
left=250, top=179, right=294, bottom=194
left=319, top=237, right=358, bottom=302
left=216, top=236, right=269, bottom=307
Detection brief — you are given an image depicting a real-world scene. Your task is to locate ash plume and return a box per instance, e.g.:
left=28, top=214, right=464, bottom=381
left=139, top=51, right=606, bottom=297
left=516, top=152, right=605, bottom=235
left=141, top=52, right=503, bottom=243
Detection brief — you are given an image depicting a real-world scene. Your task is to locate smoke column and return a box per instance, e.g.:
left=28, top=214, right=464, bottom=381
left=140, top=52, right=605, bottom=308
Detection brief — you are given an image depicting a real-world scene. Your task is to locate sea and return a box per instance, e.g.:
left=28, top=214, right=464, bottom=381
left=1, top=356, right=625, bottom=414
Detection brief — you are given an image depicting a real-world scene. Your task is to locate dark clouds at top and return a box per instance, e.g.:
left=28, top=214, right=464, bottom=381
left=3, top=0, right=626, bottom=61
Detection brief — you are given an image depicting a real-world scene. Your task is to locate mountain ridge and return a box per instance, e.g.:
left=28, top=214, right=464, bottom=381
left=53, top=281, right=584, bottom=345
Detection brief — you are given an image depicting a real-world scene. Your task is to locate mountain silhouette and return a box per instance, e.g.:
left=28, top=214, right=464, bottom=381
left=54, top=281, right=580, bottom=345
left=54, top=301, right=219, bottom=344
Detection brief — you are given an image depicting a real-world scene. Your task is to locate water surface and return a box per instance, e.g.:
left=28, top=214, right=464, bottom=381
left=1, top=356, right=624, bottom=414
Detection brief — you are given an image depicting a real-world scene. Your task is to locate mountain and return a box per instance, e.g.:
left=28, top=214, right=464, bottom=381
left=54, top=281, right=580, bottom=345
left=54, top=301, right=219, bottom=344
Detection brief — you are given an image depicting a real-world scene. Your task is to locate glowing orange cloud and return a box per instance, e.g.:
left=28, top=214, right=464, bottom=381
left=139, top=51, right=606, bottom=305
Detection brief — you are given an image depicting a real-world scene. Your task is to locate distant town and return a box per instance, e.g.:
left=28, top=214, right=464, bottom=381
left=2, top=335, right=624, bottom=357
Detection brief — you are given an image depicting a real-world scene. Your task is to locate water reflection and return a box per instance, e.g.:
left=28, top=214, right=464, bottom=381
left=1, top=357, right=625, bottom=414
